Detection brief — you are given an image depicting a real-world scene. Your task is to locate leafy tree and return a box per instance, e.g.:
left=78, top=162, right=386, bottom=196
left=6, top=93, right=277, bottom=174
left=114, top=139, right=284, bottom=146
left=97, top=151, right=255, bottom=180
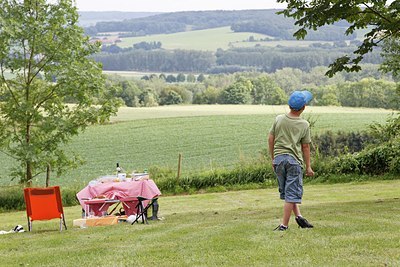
left=139, top=89, right=158, bottom=107
left=380, top=37, right=400, bottom=79
left=166, top=74, right=177, bottom=83
left=193, top=86, right=220, bottom=104
left=133, top=41, right=162, bottom=50
left=176, top=73, right=186, bottom=82
left=197, top=74, right=206, bottom=82
left=251, top=76, right=286, bottom=105
left=101, top=44, right=122, bottom=54
left=159, top=88, right=183, bottom=105
left=219, top=78, right=253, bottom=104
left=149, top=74, right=158, bottom=80
left=186, top=74, right=196, bottom=83
left=312, top=85, right=340, bottom=106
left=278, top=0, right=400, bottom=76
left=337, top=78, right=398, bottom=109
left=114, top=80, right=141, bottom=107
left=271, top=68, right=303, bottom=94
left=0, top=0, right=119, bottom=185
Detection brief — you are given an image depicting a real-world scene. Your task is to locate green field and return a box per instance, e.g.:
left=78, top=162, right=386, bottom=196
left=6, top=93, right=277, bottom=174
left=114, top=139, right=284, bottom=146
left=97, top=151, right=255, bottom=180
left=0, top=105, right=392, bottom=187
left=116, top=26, right=323, bottom=51
left=1, top=180, right=399, bottom=266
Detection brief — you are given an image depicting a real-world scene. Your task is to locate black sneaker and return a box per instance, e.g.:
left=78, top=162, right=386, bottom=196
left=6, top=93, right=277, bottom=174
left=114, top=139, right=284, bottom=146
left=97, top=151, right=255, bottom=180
left=295, top=216, right=314, bottom=228
left=273, top=224, right=288, bottom=231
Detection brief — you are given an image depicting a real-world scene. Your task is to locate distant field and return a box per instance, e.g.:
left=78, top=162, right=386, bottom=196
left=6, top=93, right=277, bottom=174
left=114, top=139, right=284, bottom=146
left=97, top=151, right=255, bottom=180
left=116, top=26, right=322, bottom=51
left=111, top=105, right=392, bottom=122
left=0, top=105, right=392, bottom=187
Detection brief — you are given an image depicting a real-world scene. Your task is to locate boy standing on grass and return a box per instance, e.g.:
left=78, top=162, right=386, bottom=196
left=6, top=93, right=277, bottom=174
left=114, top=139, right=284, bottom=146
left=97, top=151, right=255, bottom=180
left=268, top=90, right=315, bottom=231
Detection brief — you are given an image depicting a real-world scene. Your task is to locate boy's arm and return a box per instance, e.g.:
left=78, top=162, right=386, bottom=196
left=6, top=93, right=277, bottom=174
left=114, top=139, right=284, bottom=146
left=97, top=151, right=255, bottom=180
left=301, top=143, right=315, bottom=177
left=268, top=133, right=275, bottom=168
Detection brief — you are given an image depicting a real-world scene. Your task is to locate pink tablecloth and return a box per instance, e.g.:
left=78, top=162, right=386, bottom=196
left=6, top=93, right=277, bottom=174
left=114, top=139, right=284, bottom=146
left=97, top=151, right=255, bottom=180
left=76, top=179, right=161, bottom=209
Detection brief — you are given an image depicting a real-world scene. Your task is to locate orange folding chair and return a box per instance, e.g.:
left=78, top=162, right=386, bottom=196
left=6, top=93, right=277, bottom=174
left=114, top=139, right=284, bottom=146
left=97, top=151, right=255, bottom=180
left=23, top=186, right=67, bottom=231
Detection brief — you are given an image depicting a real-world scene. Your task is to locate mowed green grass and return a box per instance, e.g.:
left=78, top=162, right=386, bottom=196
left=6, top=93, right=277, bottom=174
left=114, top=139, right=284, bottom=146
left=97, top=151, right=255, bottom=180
left=0, top=105, right=392, bottom=187
left=1, top=180, right=399, bottom=266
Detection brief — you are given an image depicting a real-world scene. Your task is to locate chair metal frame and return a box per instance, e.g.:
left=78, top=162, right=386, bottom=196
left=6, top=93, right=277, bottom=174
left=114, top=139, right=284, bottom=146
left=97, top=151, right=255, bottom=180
left=131, top=196, right=159, bottom=224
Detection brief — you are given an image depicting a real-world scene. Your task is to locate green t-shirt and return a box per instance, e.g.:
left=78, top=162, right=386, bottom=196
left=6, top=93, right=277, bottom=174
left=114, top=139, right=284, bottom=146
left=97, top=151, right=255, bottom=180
left=269, top=114, right=311, bottom=165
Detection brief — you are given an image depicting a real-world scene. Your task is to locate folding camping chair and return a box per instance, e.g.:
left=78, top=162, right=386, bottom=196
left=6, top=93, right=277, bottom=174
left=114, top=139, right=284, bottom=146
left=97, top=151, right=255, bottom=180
left=130, top=196, right=159, bottom=224
left=24, top=186, right=67, bottom=231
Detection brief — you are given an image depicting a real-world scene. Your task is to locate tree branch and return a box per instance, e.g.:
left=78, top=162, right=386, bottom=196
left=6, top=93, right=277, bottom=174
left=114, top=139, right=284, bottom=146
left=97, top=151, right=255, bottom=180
left=361, top=2, right=393, bottom=24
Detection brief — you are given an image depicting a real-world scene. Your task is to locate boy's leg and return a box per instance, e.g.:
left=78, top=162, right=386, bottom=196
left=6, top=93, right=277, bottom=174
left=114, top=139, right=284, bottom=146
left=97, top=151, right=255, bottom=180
left=282, top=202, right=295, bottom=226
left=293, top=203, right=301, bottom=217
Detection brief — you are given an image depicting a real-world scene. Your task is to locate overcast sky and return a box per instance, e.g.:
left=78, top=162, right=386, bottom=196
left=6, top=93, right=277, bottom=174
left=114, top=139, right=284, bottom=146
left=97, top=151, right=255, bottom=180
left=75, top=0, right=286, bottom=12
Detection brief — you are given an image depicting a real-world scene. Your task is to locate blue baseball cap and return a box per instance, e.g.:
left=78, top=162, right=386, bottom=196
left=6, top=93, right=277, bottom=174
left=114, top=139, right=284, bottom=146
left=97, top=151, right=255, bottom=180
left=288, top=90, right=313, bottom=110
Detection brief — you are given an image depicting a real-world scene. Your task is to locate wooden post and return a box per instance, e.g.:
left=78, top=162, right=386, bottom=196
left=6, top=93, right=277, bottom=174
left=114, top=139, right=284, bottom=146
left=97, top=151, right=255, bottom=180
left=177, top=153, right=182, bottom=180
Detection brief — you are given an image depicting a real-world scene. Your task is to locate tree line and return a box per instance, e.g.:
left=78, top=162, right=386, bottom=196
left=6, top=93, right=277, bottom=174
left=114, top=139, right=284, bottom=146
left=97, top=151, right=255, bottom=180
left=104, top=66, right=398, bottom=110
left=231, top=21, right=355, bottom=41
left=94, top=44, right=383, bottom=74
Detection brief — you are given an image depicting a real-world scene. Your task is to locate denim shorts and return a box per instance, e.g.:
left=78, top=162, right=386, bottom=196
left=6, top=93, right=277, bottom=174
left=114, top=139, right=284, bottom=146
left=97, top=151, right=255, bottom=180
left=273, top=154, right=303, bottom=203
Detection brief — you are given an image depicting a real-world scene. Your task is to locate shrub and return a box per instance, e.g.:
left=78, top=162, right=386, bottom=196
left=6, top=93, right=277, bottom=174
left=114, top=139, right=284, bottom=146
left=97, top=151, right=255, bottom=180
left=331, top=138, right=400, bottom=175
left=330, top=115, right=400, bottom=176
left=0, top=185, right=79, bottom=213
left=312, top=131, right=375, bottom=157
left=153, top=163, right=275, bottom=195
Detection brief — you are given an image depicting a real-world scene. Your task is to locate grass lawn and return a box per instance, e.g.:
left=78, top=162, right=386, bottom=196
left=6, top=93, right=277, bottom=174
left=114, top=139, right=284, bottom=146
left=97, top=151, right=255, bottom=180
left=0, top=105, right=393, bottom=187
left=0, top=180, right=399, bottom=266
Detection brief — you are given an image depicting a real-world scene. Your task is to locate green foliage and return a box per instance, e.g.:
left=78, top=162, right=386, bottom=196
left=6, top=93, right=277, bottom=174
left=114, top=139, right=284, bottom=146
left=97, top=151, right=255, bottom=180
left=159, top=89, right=183, bottom=105
left=107, top=69, right=398, bottom=109
left=166, top=74, right=177, bottom=83
left=112, top=79, right=141, bottom=107
left=251, top=76, right=287, bottom=105
left=138, top=89, right=158, bottom=107
left=278, top=0, right=400, bottom=76
left=219, top=78, right=253, bottom=104
left=332, top=115, right=400, bottom=175
left=186, top=74, right=196, bottom=83
left=332, top=140, right=400, bottom=175
left=176, top=73, right=186, bottom=82
left=197, top=74, right=206, bottom=82
left=313, top=131, right=375, bottom=157
left=0, top=186, right=24, bottom=212
left=133, top=41, right=162, bottom=50
left=0, top=0, right=120, bottom=184
left=146, top=163, right=275, bottom=195
left=193, top=86, right=219, bottom=104
left=369, top=114, right=400, bottom=142
left=0, top=185, right=78, bottom=212
left=94, top=49, right=215, bottom=72
left=337, top=78, right=399, bottom=109
left=380, top=37, right=400, bottom=79
left=312, top=85, right=340, bottom=106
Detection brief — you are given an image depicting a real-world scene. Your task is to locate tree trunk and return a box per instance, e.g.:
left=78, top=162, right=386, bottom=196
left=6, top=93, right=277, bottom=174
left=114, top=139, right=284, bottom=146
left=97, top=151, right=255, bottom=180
left=25, top=117, right=32, bottom=186
left=46, top=163, right=51, bottom=187
left=26, top=161, right=32, bottom=187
